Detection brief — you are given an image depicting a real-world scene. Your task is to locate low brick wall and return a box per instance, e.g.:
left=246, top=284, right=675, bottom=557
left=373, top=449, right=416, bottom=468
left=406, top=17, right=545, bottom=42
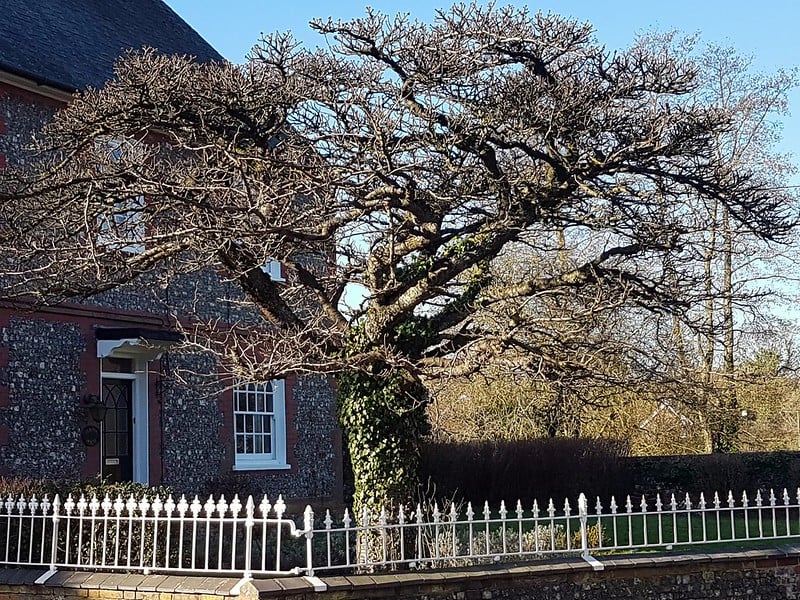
left=4, top=546, right=800, bottom=600
left=241, top=546, right=800, bottom=600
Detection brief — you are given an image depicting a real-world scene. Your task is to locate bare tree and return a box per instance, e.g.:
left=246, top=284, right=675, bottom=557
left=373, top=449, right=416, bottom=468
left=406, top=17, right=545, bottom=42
left=1, top=5, right=794, bottom=512
left=662, top=43, right=800, bottom=451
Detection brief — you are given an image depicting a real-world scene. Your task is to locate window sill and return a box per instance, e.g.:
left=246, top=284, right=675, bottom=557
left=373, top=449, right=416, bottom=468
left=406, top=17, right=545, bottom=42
left=233, top=462, right=292, bottom=471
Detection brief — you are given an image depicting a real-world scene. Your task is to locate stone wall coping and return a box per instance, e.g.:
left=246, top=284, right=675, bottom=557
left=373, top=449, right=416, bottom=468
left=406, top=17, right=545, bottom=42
left=0, top=569, right=242, bottom=596
left=245, top=545, right=800, bottom=596
left=3, top=545, right=800, bottom=598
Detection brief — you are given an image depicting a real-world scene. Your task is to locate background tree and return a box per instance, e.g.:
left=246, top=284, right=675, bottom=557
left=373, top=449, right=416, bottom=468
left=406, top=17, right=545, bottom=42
left=667, top=42, right=799, bottom=452
left=1, top=5, right=795, bottom=513
left=429, top=39, right=800, bottom=455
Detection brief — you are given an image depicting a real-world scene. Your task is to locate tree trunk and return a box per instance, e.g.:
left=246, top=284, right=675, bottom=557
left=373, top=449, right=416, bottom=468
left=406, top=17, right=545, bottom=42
left=337, top=368, right=429, bottom=515
left=337, top=367, right=429, bottom=567
left=702, top=200, right=718, bottom=378
left=713, top=207, right=739, bottom=452
left=702, top=200, right=720, bottom=453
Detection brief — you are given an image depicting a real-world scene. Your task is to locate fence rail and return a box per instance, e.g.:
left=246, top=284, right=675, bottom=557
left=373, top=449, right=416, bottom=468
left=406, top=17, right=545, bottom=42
left=3, top=488, right=800, bottom=577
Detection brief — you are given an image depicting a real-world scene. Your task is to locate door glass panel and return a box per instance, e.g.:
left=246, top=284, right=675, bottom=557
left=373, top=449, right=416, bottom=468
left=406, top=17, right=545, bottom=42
left=104, top=433, right=117, bottom=455
left=102, top=378, right=133, bottom=482
left=117, top=409, right=128, bottom=432
left=118, top=433, right=128, bottom=455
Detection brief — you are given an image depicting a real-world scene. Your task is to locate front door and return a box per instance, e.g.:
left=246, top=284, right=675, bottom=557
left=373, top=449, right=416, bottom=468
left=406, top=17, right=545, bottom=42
left=102, top=378, right=134, bottom=482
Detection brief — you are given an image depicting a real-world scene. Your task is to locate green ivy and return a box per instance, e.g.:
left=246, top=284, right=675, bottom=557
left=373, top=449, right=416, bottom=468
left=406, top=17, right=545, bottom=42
left=338, top=367, right=430, bottom=515
left=338, top=307, right=478, bottom=514
left=396, top=255, right=434, bottom=283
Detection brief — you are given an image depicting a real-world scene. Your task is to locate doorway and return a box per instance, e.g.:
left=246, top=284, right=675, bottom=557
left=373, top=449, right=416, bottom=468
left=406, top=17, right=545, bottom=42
left=99, top=355, right=149, bottom=484
left=101, top=378, right=133, bottom=482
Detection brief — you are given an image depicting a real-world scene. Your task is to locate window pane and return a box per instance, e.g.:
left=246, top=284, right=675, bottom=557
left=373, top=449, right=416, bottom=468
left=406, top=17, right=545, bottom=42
left=105, top=434, right=116, bottom=455
left=118, top=434, right=128, bottom=456
left=117, top=410, right=128, bottom=432
left=102, top=357, right=134, bottom=373
left=234, top=380, right=283, bottom=461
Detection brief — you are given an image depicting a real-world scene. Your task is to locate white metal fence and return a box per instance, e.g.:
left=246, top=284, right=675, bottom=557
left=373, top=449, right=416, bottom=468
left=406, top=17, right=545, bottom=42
left=3, top=488, right=800, bottom=577
left=0, top=493, right=312, bottom=577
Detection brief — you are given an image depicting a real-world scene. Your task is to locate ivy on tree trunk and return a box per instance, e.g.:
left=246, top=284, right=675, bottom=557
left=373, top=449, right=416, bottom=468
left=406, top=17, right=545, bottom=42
left=338, top=368, right=429, bottom=515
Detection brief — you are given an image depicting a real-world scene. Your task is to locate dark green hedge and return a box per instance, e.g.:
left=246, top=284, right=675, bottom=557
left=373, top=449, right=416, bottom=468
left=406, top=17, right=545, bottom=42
left=624, top=451, right=800, bottom=500
left=0, top=476, right=171, bottom=501
left=420, top=440, right=800, bottom=505
left=419, top=438, right=631, bottom=505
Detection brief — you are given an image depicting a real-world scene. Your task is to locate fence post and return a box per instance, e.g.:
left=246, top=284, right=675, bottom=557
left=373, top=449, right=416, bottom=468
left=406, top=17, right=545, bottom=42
left=243, top=496, right=254, bottom=580
left=49, top=494, right=61, bottom=571
left=304, top=505, right=314, bottom=576
left=578, top=493, right=588, bottom=559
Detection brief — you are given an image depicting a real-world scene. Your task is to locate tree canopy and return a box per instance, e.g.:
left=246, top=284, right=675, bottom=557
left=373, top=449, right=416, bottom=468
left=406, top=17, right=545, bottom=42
left=1, top=4, right=795, bottom=510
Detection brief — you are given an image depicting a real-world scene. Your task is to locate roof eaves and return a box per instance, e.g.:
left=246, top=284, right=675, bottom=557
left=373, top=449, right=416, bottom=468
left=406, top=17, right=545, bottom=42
left=0, top=67, right=75, bottom=102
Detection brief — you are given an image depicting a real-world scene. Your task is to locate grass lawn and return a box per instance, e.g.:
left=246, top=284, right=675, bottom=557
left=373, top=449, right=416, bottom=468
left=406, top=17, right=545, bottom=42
left=587, top=506, right=800, bottom=550
left=442, top=504, right=800, bottom=556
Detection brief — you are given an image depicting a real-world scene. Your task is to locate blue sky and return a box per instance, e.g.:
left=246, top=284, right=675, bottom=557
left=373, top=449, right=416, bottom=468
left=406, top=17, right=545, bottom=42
left=165, top=0, right=800, bottom=167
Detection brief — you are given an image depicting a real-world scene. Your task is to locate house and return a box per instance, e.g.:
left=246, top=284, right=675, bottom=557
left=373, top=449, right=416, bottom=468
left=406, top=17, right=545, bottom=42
left=0, top=0, right=342, bottom=503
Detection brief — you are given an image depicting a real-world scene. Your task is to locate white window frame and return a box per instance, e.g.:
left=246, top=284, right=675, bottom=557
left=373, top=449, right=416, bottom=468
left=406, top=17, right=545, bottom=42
left=97, top=195, right=145, bottom=254
left=95, top=137, right=146, bottom=254
left=260, top=259, right=285, bottom=282
left=233, top=379, right=289, bottom=470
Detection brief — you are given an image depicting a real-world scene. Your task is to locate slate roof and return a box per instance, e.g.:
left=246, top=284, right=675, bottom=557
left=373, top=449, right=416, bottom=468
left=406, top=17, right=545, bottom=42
left=0, top=0, right=223, bottom=92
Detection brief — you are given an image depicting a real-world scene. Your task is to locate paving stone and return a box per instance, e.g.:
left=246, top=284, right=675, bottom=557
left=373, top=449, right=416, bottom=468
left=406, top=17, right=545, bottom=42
left=275, top=576, right=313, bottom=592
left=318, top=575, right=353, bottom=591
left=60, top=571, right=93, bottom=588
left=249, top=578, right=284, bottom=595
left=81, top=571, right=117, bottom=589
left=211, top=577, right=244, bottom=595
left=113, top=573, right=147, bottom=590
left=155, top=575, right=188, bottom=592
left=133, top=574, right=169, bottom=592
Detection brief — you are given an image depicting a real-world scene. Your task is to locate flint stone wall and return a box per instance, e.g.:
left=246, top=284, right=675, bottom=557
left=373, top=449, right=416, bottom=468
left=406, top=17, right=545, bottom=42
left=0, top=88, right=339, bottom=501
left=243, top=547, right=800, bottom=600
left=0, top=317, right=86, bottom=478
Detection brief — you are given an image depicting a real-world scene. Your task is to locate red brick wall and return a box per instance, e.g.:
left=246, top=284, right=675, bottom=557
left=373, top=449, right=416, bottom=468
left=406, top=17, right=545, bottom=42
left=0, top=115, right=6, bottom=169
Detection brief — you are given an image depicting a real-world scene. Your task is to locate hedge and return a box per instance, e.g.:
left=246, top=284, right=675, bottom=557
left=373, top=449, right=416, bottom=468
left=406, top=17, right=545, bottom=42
left=419, top=439, right=800, bottom=505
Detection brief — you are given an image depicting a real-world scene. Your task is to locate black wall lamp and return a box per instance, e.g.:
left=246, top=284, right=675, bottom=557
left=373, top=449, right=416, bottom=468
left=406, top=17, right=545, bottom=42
left=81, top=393, right=107, bottom=422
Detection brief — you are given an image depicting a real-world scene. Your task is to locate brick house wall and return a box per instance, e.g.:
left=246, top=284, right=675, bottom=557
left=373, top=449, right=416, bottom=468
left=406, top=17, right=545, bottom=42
left=0, top=78, right=342, bottom=502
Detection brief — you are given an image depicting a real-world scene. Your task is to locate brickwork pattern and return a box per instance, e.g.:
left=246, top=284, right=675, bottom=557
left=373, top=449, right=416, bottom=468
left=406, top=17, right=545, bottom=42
left=247, top=548, right=800, bottom=600
left=4, top=548, right=800, bottom=599
left=0, top=569, right=239, bottom=599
